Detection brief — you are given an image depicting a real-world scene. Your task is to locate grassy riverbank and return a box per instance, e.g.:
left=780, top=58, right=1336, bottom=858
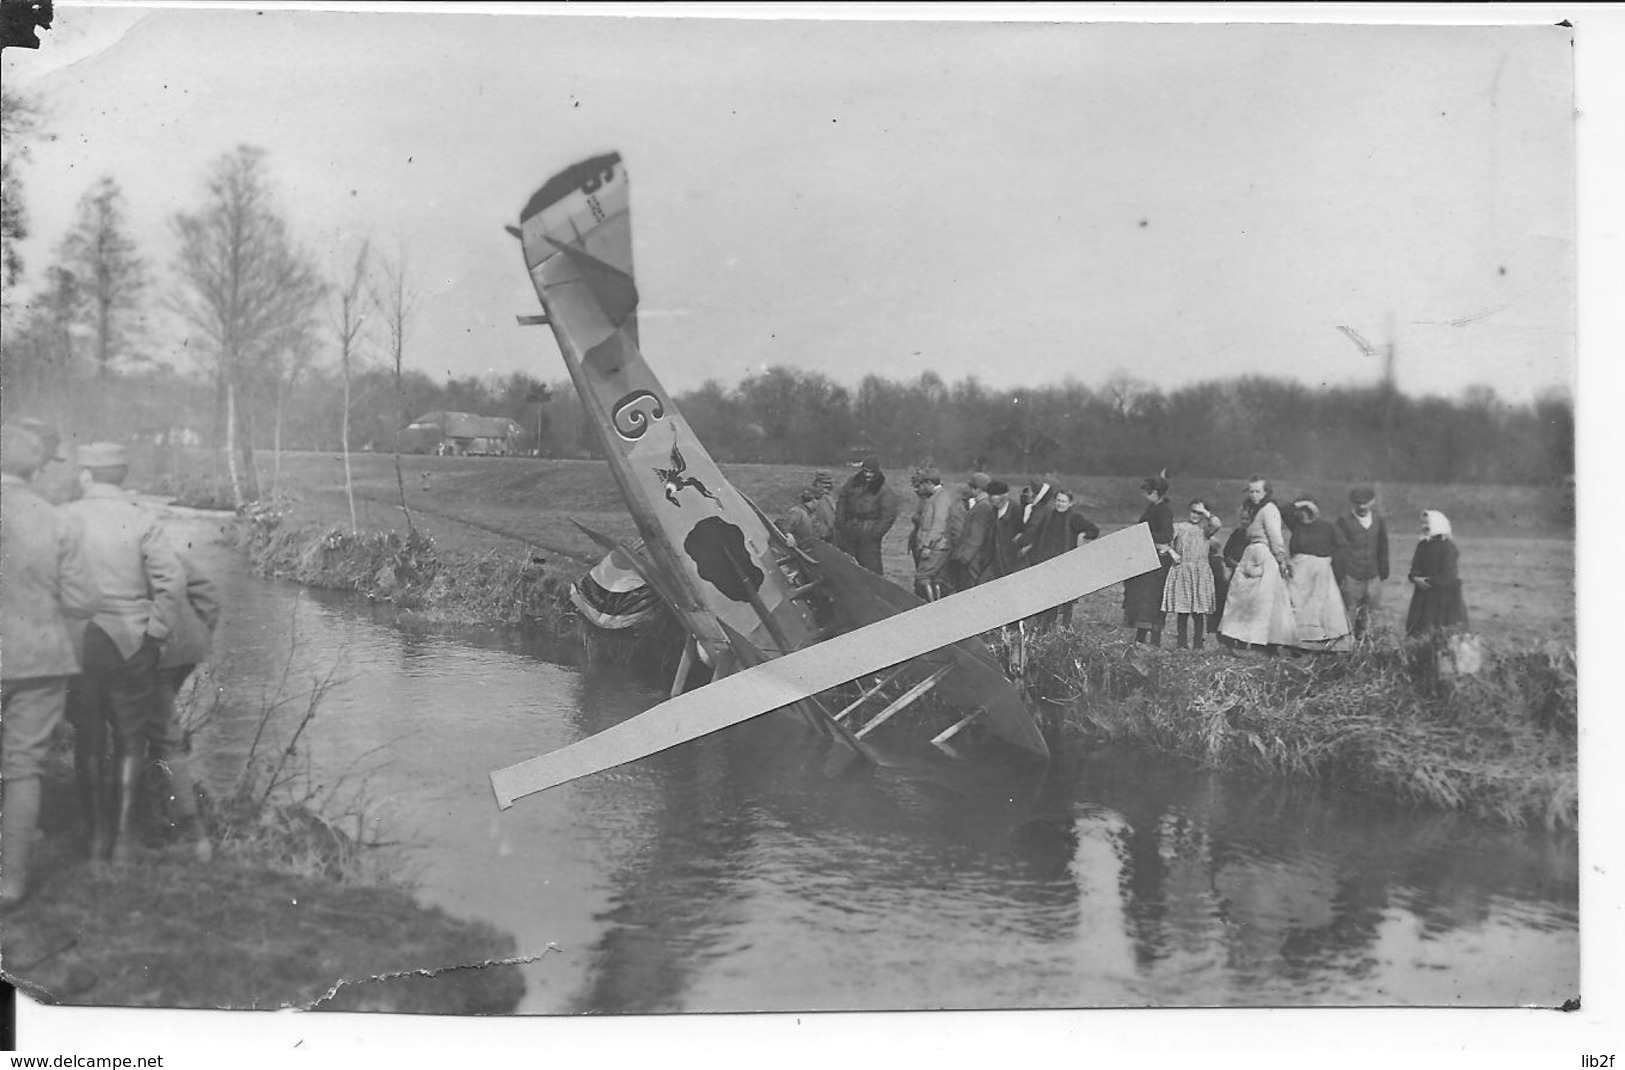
left=1001, top=627, right=1578, bottom=831
left=179, top=451, right=1576, bottom=832
left=1, top=754, right=526, bottom=1011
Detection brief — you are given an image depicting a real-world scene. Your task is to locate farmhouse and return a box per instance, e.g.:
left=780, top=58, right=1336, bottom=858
left=400, top=411, right=524, bottom=456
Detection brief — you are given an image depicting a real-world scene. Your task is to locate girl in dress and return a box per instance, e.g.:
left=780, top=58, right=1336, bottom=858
left=1406, top=509, right=1469, bottom=638
left=1162, top=499, right=1219, bottom=649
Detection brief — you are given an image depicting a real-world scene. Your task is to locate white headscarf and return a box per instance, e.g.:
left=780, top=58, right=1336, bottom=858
left=1421, top=509, right=1453, bottom=540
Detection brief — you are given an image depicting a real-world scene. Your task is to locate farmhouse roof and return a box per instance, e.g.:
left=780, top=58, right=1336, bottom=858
left=406, top=411, right=522, bottom=439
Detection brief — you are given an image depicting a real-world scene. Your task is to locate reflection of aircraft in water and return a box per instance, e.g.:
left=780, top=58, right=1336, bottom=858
left=492, top=153, right=1156, bottom=808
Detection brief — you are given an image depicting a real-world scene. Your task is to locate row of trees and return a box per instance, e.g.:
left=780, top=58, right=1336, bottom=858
left=3, top=89, right=432, bottom=523
left=1, top=88, right=1573, bottom=501
left=676, top=367, right=1573, bottom=487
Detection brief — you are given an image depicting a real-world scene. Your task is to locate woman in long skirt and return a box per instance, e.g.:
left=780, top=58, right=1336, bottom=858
left=1406, top=509, right=1469, bottom=638
left=1218, top=478, right=1298, bottom=651
left=1285, top=498, right=1353, bottom=652
left=1122, top=475, right=1175, bottom=645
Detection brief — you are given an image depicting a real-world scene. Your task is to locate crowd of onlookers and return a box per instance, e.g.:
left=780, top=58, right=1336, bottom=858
left=1, top=421, right=217, bottom=913
left=779, top=459, right=1469, bottom=653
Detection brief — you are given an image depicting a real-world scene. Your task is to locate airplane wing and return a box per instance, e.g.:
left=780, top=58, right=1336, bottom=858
left=517, top=154, right=820, bottom=668
left=490, top=526, right=1159, bottom=806
left=802, top=538, right=1050, bottom=757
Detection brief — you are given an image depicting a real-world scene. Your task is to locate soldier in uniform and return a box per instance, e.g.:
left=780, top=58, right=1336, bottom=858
left=62, top=442, right=186, bottom=863
left=1, top=424, right=102, bottom=908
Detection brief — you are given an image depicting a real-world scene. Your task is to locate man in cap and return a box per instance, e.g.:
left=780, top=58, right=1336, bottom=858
left=909, top=466, right=954, bottom=599
left=835, top=456, right=900, bottom=575
left=1332, top=486, right=1390, bottom=640
left=1, top=424, right=103, bottom=908
left=949, top=475, right=995, bottom=591
left=61, top=441, right=186, bottom=863
left=979, top=480, right=1023, bottom=583
left=808, top=471, right=837, bottom=542
left=780, top=485, right=821, bottom=546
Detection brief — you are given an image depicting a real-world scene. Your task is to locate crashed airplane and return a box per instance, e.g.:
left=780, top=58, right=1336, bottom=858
left=490, top=153, right=1157, bottom=808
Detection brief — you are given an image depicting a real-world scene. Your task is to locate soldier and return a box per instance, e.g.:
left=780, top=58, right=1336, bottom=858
left=808, top=471, right=837, bottom=542
left=835, top=456, right=900, bottom=576
left=151, top=552, right=221, bottom=862
left=910, top=467, right=954, bottom=599
left=780, top=485, right=820, bottom=546
left=61, top=442, right=186, bottom=863
left=1, top=424, right=102, bottom=909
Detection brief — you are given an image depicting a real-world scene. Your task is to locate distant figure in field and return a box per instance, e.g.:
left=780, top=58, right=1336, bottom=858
left=835, top=456, right=900, bottom=576
left=1162, top=499, right=1219, bottom=649
left=1285, top=497, right=1353, bottom=652
left=1, top=423, right=102, bottom=910
left=1218, top=477, right=1297, bottom=652
left=1406, top=510, right=1469, bottom=638
left=1020, top=489, right=1100, bottom=629
left=1333, top=486, right=1390, bottom=640
left=979, top=480, right=1024, bottom=583
left=1122, top=475, right=1174, bottom=645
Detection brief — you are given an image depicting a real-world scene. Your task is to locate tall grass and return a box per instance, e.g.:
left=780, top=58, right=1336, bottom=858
left=996, top=625, right=1577, bottom=831
left=172, top=602, right=404, bottom=884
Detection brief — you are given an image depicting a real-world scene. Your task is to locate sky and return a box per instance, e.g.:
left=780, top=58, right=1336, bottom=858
left=0, top=7, right=1586, bottom=405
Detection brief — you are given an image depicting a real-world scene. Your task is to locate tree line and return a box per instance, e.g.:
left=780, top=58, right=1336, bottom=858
left=1, top=93, right=1573, bottom=502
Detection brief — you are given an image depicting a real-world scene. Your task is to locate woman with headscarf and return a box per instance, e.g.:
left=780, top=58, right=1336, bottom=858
left=1218, top=477, right=1298, bottom=652
left=1121, top=475, right=1175, bottom=645
left=1285, top=497, right=1353, bottom=652
left=1406, top=509, right=1468, bottom=638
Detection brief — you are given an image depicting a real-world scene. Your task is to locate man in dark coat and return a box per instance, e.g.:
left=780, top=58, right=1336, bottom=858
left=949, top=479, right=994, bottom=591
left=1332, top=486, right=1390, bottom=640
left=980, top=480, right=1023, bottom=583
left=835, top=456, right=901, bottom=575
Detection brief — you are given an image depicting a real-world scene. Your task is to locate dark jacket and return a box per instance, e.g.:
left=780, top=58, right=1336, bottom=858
left=1333, top=511, right=1390, bottom=582
left=983, top=501, right=1024, bottom=581
left=1406, top=537, right=1468, bottom=636
left=953, top=497, right=994, bottom=566
left=1290, top=518, right=1346, bottom=559
left=835, top=472, right=900, bottom=544
left=1019, top=507, right=1099, bottom=563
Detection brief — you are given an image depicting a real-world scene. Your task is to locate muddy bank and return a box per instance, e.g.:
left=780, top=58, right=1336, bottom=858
left=1, top=758, right=526, bottom=1012
left=237, top=505, right=580, bottom=631
left=1005, top=628, right=1578, bottom=831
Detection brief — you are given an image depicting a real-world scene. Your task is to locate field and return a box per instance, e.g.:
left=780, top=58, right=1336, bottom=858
left=156, top=449, right=1575, bottom=648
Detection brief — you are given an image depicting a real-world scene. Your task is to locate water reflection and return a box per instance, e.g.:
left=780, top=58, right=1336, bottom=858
left=187, top=520, right=1577, bottom=1012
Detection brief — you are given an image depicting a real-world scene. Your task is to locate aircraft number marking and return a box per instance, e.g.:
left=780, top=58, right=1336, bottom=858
left=580, top=164, right=616, bottom=195
left=611, top=390, right=665, bottom=440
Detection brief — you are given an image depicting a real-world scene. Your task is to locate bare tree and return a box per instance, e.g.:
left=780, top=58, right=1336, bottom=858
left=58, top=176, right=150, bottom=378
left=372, top=243, right=417, bottom=534
left=332, top=241, right=370, bottom=536
left=267, top=323, right=320, bottom=496
left=172, top=145, right=322, bottom=508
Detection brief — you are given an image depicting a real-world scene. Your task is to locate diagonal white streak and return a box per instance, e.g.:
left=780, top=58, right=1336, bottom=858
left=489, top=524, right=1159, bottom=808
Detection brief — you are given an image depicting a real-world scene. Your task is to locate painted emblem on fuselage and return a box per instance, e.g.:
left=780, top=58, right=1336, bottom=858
left=654, top=440, right=720, bottom=508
